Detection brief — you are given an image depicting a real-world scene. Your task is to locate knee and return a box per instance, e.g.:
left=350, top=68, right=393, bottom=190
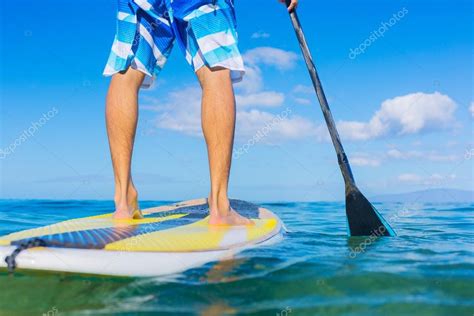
left=111, top=68, right=145, bottom=92
left=197, top=66, right=232, bottom=89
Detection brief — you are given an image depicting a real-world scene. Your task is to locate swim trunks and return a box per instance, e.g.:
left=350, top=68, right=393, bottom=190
left=103, top=0, right=245, bottom=88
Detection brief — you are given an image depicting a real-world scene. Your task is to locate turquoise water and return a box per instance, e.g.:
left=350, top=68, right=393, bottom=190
left=0, top=200, right=473, bottom=315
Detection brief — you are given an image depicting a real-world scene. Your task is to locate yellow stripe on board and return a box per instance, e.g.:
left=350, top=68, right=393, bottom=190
left=105, top=218, right=278, bottom=252
left=105, top=217, right=225, bottom=252
left=247, top=218, right=278, bottom=241
left=0, top=213, right=187, bottom=246
left=0, top=240, right=10, bottom=246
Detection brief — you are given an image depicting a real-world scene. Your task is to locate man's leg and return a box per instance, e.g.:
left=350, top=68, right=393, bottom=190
left=197, top=66, right=253, bottom=225
left=106, top=68, right=145, bottom=219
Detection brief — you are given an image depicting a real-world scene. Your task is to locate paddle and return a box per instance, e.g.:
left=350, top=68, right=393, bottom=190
left=284, top=1, right=395, bottom=236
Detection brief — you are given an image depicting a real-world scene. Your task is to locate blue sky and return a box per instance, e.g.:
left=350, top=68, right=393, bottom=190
left=0, top=0, right=472, bottom=201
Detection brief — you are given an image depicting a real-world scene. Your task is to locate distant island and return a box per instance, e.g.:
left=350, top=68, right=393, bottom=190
left=373, top=189, right=473, bottom=203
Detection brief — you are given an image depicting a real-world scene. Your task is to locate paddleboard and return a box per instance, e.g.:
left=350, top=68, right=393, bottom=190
left=0, top=199, right=284, bottom=277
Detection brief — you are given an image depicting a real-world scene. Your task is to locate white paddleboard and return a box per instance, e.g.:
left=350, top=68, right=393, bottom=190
left=0, top=199, right=284, bottom=277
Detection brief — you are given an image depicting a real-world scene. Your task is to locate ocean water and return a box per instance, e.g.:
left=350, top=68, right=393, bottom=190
left=0, top=199, right=473, bottom=315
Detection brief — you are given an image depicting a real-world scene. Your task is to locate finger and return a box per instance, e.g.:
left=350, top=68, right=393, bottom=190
left=288, top=0, right=297, bottom=11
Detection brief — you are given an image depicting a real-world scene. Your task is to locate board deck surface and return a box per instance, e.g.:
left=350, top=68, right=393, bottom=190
left=0, top=199, right=284, bottom=276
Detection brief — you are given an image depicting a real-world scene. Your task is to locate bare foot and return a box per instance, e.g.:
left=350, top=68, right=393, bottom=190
left=113, top=203, right=143, bottom=220
left=113, top=189, right=143, bottom=220
left=208, top=198, right=254, bottom=226
left=209, top=208, right=254, bottom=226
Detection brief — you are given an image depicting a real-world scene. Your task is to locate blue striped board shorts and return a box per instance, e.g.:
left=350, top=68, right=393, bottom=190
left=103, top=0, right=245, bottom=88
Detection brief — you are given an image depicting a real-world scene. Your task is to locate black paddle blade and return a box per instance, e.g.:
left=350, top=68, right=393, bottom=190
left=346, top=188, right=396, bottom=237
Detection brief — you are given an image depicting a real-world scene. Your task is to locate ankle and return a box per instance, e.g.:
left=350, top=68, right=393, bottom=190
left=128, top=187, right=138, bottom=202
left=208, top=194, right=230, bottom=215
left=114, top=199, right=131, bottom=212
left=114, top=184, right=138, bottom=205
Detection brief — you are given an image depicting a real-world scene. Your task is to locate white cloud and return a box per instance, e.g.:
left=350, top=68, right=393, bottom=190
left=398, top=173, right=422, bottom=182
left=387, top=148, right=408, bottom=159
left=237, top=64, right=263, bottom=93
left=145, top=89, right=460, bottom=146
left=151, top=88, right=202, bottom=136
left=251, top=31, right=270, bottom=39
left=387, top=148, right=458, bottom=162
left=338, top=121, right=377, bottom=141
left=236, top=109, right=318, bottom=142
left=294, top=97, right=311, bottom=105
left=243, top=47, right=298, bottom=70
left=237, top=47, right=298, bottom=94
left=470, top=102, right=474, bottom=117
left=293, top=84, right=314, bottom=94
left=337, top=148, right=461, bottom=171
left=397, top=173, right=456, bottom=185
left=141, top=46, right=316, bottom=142
left=424, top=153, right=458, bottom=162
left=236, top=91, right=284, bottom=107
left=147, top=52, right=462, bottom=146
left=338, top=92, right=457, bottom=141
left=351, top=155, right=381, bottom=167
left=143, top=86, right=319, bottom=142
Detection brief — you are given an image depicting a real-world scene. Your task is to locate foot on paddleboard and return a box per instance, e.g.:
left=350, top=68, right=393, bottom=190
left=209, top=208, right=254, bottom=226
left=113, top=198, right=143, bottom=220
left=207, top=197, right=254, bottom=226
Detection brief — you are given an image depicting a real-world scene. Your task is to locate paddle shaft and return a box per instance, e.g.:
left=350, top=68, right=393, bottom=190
left=285, top=3, right=356, bottom=189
